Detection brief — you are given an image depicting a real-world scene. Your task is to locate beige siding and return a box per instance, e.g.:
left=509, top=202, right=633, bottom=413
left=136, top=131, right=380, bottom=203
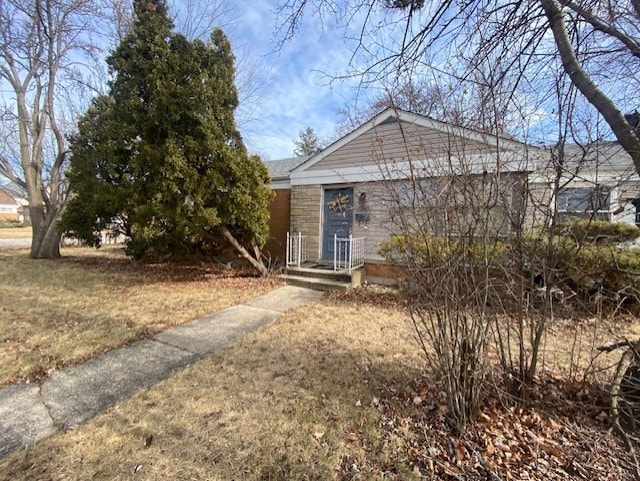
left=525, top=182, right=554, bottom=231
left=309, top=119, right=499, bottom=172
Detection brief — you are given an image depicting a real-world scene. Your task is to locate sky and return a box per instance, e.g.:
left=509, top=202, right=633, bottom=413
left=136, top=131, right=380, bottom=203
left=230, top=1, right=368, bottom=160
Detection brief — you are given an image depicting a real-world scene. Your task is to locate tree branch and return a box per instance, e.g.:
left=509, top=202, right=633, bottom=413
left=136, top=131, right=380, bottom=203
left=540, top=0, right=640, bottom=172
left=219, top=226, right=269, bottom=276
left=0, top=155, right=27, bottom=189
left=558, top=0, right=640, bottom=60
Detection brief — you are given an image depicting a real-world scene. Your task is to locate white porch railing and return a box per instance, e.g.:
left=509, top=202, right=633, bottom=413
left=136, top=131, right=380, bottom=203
left=334, top=234, right=365, bottom=272
left=286, top=232, right=307, bottom=267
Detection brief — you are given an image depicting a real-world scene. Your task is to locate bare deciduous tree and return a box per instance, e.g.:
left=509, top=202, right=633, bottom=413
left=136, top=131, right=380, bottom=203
left=275, top=0, right=640, bottom=171
left=0, top=0, right=104, bottom=258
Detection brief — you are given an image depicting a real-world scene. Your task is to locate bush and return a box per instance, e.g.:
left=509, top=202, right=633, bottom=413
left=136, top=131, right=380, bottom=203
left=520, top=221, right=640, bottom=302
left=382, top=221, right=640, bottom=306
left=0, top=219, right=25, bottom=228
left=379, top=233, right=508, bottom=267
left=554, top=219, right=640, bottom=245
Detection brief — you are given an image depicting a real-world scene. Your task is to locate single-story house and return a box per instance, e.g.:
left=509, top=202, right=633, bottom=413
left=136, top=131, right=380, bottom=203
left=263, top=108, right=640, bottom=279
left=263, top=108, right=543, bottom=277
left=0, top=190, right=20, bottom=221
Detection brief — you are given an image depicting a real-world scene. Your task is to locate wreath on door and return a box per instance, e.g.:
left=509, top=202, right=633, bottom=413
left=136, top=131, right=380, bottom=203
left=327, top=193, right=350, bottom=214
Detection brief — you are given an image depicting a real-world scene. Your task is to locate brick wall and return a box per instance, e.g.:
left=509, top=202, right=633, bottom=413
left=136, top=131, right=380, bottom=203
left=263, top=189, right=291, bottom=261
left=0, top=212, right=19, bottom=221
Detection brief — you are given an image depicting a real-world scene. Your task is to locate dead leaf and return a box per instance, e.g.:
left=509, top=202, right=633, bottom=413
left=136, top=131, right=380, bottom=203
left=313, top=430, right=325, bottom=440
left=595, top=411, right=608, bottom=422
left=546, top=418, right=562, bottom=431
left=539, top=441, right=565, bottom=462
left=486, top=439, right=495, bottom=458
left=455, top=443, right=468, bottom=461
left=344, top=432, right=359, bottom=442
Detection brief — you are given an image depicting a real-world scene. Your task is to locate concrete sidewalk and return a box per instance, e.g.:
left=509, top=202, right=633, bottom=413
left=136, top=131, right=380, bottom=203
left=0, top=285, right=323, bottom=460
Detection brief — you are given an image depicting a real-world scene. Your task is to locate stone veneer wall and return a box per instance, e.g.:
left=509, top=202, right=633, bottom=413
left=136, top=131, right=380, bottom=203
left=351, top=181, right=393, bottom=261
left=290, top=184, right=322, bottom=260
left=290, top=181, right=399, bottom=263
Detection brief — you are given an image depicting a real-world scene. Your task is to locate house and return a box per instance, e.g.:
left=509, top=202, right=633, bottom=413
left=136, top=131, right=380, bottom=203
left=264, top=108, right=540, bottom=280
left=0, top=190, right=20, bottom=221
left=264, top=108, right=640, bottom=284
left=529, top=141, right=640, bottom=226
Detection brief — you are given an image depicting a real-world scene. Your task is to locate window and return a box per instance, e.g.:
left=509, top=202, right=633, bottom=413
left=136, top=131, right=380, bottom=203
left=556, top=186, right=611, bottom=221
left=390, top=176, right=514, bottom=237
left=632, top=198, right=640, bottom=227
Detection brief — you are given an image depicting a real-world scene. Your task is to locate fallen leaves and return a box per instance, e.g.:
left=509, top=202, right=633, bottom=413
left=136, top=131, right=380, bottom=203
left=372, top=375, right=636, bottom=480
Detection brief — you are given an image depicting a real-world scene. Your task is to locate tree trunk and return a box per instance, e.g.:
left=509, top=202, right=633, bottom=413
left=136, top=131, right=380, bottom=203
left=29, top=204, right=61, bottom=259
left=219, top=226, right=269, bottom=277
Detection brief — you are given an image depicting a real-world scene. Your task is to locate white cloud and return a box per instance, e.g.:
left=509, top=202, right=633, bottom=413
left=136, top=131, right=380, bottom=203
left=234, top=1, right=363, bottom=159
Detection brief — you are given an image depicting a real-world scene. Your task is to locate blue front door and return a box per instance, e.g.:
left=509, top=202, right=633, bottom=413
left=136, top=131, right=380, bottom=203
left=323, top=188, right=353, bottom=260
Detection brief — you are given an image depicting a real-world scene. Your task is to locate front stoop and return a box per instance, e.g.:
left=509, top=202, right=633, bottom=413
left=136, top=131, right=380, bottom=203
left=279, top=264, right=364, bottom=291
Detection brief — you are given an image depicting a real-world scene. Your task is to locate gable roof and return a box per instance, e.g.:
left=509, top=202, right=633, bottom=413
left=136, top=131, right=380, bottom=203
left=303, top=108, right=528, bottom=170
left=529, top=141, right=640, bottom=186
left=289, top=107, right=538, bottom=185
left=264, top=156, right=310, bottom=181
left=0, top=190, right=18, bottom=206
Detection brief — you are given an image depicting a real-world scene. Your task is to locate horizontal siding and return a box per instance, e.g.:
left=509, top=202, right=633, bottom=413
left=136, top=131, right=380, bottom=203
left=309, top=120, right=501, bottom=172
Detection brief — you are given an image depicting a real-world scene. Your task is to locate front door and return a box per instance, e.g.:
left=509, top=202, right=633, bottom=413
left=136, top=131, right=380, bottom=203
left=323, top=188, right=353, bottom=260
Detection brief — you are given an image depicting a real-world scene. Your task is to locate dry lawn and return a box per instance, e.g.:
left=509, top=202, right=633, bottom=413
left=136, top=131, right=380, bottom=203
left=0, top=247, right=278, bottom=386
left=0, top=298, right=423, bottom=480
left=0, top=227, right=31, bottom=239
left=0, top=286, right=638, bottom=479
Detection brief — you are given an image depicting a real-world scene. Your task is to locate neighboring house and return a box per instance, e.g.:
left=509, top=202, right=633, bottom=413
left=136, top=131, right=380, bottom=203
left=264, top=108, right=539, bottom=276
left=0, top=190, right=20, bottom=221
left=529, top=142, right=640, bottom=227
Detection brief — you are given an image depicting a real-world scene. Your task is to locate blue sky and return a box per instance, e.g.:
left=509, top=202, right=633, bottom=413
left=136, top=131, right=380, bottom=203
left=231, top=1, right=366, bottom=160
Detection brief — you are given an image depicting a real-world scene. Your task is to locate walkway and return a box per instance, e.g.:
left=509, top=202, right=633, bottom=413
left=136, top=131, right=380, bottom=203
left=0, top=285, right=323, bottom=460
left=0, top=237, right=31, bottom=248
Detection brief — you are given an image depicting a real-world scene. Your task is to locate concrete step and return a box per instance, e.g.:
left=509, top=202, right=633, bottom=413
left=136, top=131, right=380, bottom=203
left=278, top=274, right=352, bottom=292
left=286, top=265, right=352, bottom=283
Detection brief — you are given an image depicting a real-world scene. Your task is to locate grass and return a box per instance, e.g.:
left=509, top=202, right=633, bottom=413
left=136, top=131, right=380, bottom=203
left=0, top=299, right=422, bottom=480
left=0, top=247, right=278, bottom=386
left=0, top=264, right=638, bottom=479
left=0, top=227, right=31, bottom=238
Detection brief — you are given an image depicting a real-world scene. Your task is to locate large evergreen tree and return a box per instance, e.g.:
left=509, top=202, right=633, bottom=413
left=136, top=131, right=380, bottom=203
left=62, top=0, right=272, bottom=274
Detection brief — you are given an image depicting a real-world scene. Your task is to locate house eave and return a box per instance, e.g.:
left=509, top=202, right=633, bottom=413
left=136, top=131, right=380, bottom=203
left=289, top=151, right=538, bottom=186
left=269, top=178, right=291, bottom=189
